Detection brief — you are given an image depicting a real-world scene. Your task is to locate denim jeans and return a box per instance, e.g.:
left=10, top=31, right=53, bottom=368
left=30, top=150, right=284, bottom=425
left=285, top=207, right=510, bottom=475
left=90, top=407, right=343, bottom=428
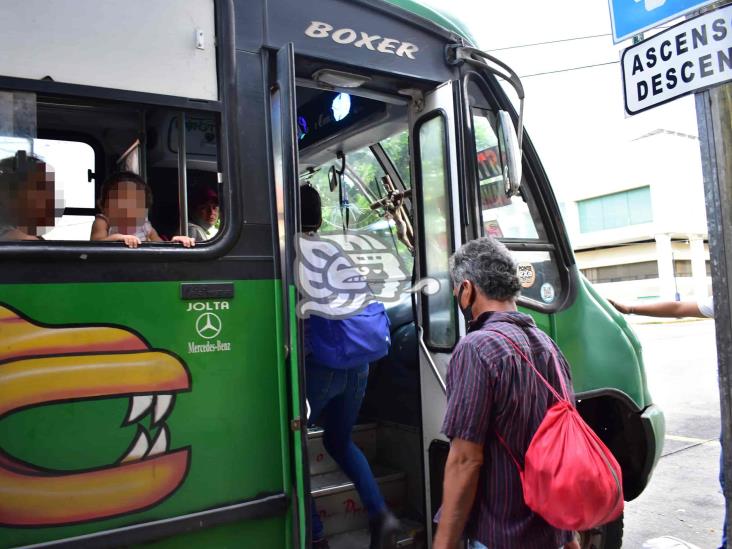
left=306, top=359, right=386, bottom=540
left=721, top=442, right=728, bottom=549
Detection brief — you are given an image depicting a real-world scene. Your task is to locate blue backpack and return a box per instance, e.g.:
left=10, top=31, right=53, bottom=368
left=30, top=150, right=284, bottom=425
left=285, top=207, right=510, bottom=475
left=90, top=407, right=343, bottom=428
left=307, top=302, right=391, bottom=369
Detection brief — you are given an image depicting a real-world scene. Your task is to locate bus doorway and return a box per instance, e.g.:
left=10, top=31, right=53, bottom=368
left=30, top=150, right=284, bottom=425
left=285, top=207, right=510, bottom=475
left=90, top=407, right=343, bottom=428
left=291, top=68, right=430, bottom=547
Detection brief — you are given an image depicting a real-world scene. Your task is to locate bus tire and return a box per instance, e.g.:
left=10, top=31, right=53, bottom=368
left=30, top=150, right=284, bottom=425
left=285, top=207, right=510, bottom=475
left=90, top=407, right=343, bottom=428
left=579, top=514, right=623, bottom=549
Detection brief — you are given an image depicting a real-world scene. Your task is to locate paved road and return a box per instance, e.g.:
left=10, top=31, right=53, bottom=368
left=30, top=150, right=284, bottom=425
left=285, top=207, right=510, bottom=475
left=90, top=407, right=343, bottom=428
left=624, top=319, right=725, bottom=548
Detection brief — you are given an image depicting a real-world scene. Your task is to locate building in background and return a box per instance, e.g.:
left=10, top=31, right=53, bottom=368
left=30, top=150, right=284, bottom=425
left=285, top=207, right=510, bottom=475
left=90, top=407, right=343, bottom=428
left=563, top=129, right=711, bottom=303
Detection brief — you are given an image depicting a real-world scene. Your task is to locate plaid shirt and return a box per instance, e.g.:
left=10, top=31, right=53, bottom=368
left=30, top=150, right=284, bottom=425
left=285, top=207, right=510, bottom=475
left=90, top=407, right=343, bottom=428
left=442, top=311, right=574, bottom=549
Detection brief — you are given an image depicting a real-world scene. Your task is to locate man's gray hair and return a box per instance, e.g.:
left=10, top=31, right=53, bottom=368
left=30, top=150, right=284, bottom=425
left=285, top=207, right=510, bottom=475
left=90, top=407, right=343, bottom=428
left=449, top=237, right=521, bottom=301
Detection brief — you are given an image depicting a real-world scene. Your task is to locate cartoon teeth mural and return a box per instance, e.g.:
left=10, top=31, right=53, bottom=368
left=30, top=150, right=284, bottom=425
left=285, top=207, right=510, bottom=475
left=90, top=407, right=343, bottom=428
left=0, top=304, right=191, bottom=527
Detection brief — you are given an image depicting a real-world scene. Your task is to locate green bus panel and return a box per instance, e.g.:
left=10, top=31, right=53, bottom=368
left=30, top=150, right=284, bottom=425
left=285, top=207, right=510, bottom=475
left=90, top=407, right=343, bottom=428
left=0, top=280, right=289, bottom=547
left=555, top=278, right=649, bottom=409
left=522, top=275, right=648, bottom=410
left=145, top=516, right=286, bottom=549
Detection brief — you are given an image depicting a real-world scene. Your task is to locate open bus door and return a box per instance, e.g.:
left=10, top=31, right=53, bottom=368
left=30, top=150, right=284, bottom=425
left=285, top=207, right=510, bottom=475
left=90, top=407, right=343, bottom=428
left=271, top=43, right=310, bottom=549
left=410, top=62, right=526, bottom=544
left=409, top=79, right=464, bottom=544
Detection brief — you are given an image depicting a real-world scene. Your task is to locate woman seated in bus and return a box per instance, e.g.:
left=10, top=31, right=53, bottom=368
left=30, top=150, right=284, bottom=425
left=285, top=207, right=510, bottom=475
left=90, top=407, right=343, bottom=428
left=0, top=152, right=57, bottom=241
left=91, top=171, right=195, bottom=248
left=187, top=183, right=219, bottom=242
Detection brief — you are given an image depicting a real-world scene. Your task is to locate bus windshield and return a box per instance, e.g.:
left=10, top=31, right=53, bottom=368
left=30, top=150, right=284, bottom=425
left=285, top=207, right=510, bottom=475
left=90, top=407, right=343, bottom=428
left=303, top=131, right=414, bottom=274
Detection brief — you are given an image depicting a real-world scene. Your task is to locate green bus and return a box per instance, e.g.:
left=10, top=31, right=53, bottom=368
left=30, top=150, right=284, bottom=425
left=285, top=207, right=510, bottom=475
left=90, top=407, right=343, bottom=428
left=0, top=0, right=664, bottom=547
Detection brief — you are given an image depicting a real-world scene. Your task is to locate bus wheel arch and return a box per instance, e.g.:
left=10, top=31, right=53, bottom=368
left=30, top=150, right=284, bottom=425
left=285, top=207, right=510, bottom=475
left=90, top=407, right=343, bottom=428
left=576, top=391, right=661, bottom=501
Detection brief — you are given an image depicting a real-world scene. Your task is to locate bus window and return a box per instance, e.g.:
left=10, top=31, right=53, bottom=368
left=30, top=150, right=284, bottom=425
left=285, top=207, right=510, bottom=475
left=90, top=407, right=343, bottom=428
left=0, top=138, right=99, bottom=243
left=380, top=130, right=410, bottom=185
left=471, top=109, right=541, bottom=240
left=307, top=147, right=386, bottom=234
left=467, top=82, right=563, bottom=308
left=416, top=113, right=456, bottom=348
left=0, top=90, right=221, bottom=246
left=305, top=143, right=414, bottom=282
left=512, top=250, right=564, bottom=306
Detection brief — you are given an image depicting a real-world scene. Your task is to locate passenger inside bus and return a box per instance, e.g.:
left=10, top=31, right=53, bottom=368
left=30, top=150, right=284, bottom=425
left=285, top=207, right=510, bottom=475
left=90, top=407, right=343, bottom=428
left=0, top=89, right=222, bottom=244
left=90, top=171, right=195, bottom=248
left=187, top=183, right=219, bottom=242
left=0, top=151, right=57, bottom=241
left=299, top=183, right=401, bottom=549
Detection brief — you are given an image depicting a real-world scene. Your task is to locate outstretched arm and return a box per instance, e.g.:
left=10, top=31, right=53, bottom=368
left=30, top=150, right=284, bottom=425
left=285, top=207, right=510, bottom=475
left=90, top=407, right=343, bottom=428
left=608, top=299, right=705, bottom=318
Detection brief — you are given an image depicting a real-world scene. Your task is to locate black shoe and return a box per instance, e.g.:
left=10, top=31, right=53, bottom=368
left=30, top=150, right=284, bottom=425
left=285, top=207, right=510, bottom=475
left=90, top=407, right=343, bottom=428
left=312, top=536, right=330, bottom=549
left=369, top=509, right=400, bottom=549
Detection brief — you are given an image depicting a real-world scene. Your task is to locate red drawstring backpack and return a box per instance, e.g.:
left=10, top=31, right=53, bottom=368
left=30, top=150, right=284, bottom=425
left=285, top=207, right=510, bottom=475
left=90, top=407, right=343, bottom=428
left=490, top=331, right=624, bottom=532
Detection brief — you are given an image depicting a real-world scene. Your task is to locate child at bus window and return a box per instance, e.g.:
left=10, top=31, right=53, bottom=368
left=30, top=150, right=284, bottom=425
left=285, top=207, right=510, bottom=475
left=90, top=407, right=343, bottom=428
left=91, top=171, right=195, bottom=248
left=187, top=184, right=219, bottom=242
left=0, top=152, right=58, bottom=241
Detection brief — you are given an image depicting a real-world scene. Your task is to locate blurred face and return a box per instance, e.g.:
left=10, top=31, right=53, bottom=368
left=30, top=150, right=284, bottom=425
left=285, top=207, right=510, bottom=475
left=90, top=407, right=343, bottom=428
left=103, top=181, right=147, bottom=230
left=18, top=163, right=56, bottom=229
left=193, top=199, right=219, bottom=229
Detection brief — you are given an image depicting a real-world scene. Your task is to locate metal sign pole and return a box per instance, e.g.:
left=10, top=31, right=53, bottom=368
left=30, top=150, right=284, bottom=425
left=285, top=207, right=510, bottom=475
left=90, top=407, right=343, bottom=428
left=695, top=80, right=732, bottom=546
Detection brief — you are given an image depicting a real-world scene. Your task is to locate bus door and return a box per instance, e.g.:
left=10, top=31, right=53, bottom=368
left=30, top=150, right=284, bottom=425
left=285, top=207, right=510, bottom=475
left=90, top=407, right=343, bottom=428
left=410, top=65, right=527, bottom=541
left=270, top=42, right=310, bottom=549
left=409, top=79, right=464, bottom=540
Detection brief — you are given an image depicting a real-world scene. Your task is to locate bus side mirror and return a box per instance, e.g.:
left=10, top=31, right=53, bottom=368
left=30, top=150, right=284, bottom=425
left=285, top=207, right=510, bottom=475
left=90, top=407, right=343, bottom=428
left=497, top=110, right=522, bottom=196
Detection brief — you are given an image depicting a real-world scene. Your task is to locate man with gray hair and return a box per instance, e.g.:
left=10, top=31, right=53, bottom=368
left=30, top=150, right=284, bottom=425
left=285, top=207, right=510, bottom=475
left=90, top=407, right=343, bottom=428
left=433, top=237, right=578, bottom=549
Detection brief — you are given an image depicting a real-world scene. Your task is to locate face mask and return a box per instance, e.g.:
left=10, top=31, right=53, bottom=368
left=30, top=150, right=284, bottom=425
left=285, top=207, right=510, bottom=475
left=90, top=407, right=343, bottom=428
left=457, top=284, right=474, bottom=322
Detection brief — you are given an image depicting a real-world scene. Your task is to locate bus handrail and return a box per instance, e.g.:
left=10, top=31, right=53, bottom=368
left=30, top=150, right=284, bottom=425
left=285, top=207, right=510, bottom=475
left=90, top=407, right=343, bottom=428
left=417, top=325, right=447, bottom=394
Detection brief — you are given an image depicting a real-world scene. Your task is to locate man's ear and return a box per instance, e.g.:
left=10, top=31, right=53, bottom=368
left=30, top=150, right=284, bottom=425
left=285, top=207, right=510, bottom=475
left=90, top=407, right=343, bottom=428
left=462, top=280, right=474, bottom=301
left=465, top=280, right=480, bottom=305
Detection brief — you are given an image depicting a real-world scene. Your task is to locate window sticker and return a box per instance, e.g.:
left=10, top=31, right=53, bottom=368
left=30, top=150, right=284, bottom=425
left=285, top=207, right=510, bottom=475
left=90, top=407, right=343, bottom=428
left=540, top=282, right=556, bottom=304
left=517, top=262, right=536, bottom=288
left=484, top=219, right=503, bottom=238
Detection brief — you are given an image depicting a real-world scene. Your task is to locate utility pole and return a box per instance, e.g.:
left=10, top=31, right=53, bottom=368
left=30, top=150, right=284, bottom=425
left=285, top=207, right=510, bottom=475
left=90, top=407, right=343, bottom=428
left=695, top=80, right=732, bottom=547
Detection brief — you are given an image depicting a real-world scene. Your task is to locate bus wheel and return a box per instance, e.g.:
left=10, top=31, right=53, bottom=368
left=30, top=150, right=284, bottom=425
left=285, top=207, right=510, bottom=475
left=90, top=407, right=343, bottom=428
left=579, top=514, right=623, bottom=549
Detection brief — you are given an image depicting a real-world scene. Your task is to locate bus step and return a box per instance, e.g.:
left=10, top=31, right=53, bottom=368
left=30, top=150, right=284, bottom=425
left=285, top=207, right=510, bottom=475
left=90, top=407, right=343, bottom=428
left=310, top=465, right=406, bottom=537
left=307, top=422, right=378, bottom=476
left=327, top=518, right=425, bottom=549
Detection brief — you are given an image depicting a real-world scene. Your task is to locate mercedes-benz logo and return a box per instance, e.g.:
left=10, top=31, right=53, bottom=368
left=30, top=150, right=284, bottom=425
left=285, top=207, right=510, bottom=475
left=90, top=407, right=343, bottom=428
left=196, top=312, right=222, bottom=339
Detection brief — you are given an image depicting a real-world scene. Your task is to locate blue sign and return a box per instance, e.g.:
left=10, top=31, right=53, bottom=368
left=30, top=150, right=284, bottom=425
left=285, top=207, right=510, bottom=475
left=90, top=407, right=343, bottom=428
left=609, top=0, right=717, bottom=43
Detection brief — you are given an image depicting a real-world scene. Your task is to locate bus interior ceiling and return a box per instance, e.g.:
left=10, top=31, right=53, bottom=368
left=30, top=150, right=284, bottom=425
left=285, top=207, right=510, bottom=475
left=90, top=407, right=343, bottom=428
left=296, top=97, right=406, bottom=171
left=294, top=56, right=430, bottom=171
left=295, top=63, right=430, bottom=546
